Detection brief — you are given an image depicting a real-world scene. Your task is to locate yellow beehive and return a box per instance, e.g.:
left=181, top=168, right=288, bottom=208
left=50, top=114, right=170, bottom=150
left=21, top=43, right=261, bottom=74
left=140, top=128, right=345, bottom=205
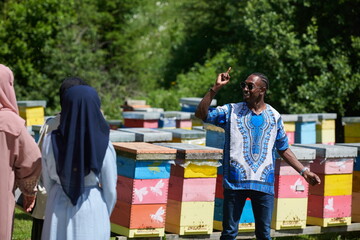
left=271, top=198, right=308, bottom=230
left=306, top=216, right=351, bottom=227
left=172, top=137, right=206, bottom=146
left=316, top=129, right=336, bottom=144
left=165, top=200, right=214, bottom=235
left=19, top=106, right=45, bottom=126
left=343, top=117, right=360, bottom=141
left=310, top=174, right=353, bottom=196
left=284, top=122, right=296, bottom=132
left=111, top=223, right=164, bottom=238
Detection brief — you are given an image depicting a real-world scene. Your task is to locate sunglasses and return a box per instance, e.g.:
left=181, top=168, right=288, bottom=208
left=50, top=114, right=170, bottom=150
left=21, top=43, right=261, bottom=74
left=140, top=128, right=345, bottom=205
left=241, top=82, right=261, bottom=91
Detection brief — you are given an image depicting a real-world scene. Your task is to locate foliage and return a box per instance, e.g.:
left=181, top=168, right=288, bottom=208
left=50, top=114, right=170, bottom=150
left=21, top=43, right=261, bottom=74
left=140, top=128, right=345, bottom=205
left=0, top=0, right=359, bottom=118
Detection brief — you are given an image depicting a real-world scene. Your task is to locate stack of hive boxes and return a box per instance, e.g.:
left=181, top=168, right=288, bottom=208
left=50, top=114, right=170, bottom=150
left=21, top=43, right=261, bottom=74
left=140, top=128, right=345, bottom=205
left=17, top=100, right=46, bottom=127
left=156, top=143, right=222, bottom=235
left=160, top=128, right=206, bottom=146
left=271, top=146, right=316, bottom=230
left=342, top=117, right=360, bottom=143
left=295, top=114, right=317, bottom=144
left=204, top=123, right=255, bottom=232
left=338, top=143, right=360, bottom=223
left=296, top=144, right=357, bottom=227
left=110, top=142, right=176, bottom=238
left=281, top=114, right=298, bottom=145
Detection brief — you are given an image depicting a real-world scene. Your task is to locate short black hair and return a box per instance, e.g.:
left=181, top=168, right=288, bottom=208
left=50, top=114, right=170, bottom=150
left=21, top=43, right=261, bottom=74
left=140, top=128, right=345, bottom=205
left=59, top=77, right=88, bottom=105
left=252, top=72, right=269, bottom=90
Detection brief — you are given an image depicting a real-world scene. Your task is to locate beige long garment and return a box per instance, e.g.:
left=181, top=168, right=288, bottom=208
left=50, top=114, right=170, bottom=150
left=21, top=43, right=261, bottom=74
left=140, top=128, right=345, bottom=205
left=0, top=64, right=41, bottom=240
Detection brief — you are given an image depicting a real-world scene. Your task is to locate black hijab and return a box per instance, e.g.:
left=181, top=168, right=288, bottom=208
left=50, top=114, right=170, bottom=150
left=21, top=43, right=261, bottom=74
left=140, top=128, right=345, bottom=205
left=51, top=85, right=110, bottom=205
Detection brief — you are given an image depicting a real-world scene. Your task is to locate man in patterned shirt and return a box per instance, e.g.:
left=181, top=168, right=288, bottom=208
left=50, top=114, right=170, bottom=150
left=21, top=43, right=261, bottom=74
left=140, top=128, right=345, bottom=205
left=195, top=69, right=321, bottom=240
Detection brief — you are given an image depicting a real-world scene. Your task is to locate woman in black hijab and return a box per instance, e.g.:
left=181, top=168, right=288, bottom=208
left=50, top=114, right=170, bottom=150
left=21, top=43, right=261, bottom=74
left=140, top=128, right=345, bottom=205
left=41, top=83, right=117, bottom=240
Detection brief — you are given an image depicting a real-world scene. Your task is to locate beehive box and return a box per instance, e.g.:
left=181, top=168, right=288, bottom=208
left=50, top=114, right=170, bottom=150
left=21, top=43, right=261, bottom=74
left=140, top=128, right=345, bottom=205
left=122, top=112, right=160, bottom=128
left=168, top=176, right=216, bottom=202
left=204, top=123, right=225, bottom=150
left=116, top=175, right=169, bottom=204
left=282, top=114, right=298, bottom=145
left=156, top=143, right=222, bottom=178
left=107, top=119, right=122, bottom=130
left=160, top=111, right=193, bottom=129
left=17, top=100, right=46, bottom=126
left=111, top=201, right=167, bottom=229
left=295, top=114, right=317, bottom=144
left=191, top=112, right=203, bottom=127
left=271, top=198, right=308, bottom=230
left=312, top=113, right=337, bottom=144
left=113, top=142, right=176, bottom=178
left=293, top=144, right=357, bottom=175
left=119, top=128, right=172, bottom=142
left=307, top=195, right=352, bottom=227
left=342, top=117, right=360, bottom=143
left=111, top=223, right=164, bottom=238
left=213, top=198, right=255, bottom=232
left=159, top=128, right=206, bottom=145
left=180, top=97, right=217, bottom=113
left=165, top=199, right=214, bottom=235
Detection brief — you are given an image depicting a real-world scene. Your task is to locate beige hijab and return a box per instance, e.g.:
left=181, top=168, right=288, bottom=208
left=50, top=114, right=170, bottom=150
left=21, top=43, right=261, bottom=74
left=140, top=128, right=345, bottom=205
left=0, top=64, right=25, bottom=136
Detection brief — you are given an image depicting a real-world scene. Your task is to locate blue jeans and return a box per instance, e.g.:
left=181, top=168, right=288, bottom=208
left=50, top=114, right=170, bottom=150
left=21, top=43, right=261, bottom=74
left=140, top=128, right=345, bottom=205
left=220, top=189, right=274, bottom=240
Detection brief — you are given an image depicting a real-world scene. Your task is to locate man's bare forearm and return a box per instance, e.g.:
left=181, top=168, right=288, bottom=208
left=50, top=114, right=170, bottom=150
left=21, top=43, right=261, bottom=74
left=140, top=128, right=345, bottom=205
left=195, top=88, right=217, bottom=121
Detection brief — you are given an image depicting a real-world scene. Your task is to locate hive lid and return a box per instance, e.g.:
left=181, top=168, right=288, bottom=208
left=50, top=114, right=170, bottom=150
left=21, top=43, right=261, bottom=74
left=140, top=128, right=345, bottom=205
left=155, top=142, right=223, bottom=160
left=336, top=143, right=360, bottom=155
left=17, top=100, right=47, bottom=108
left=119, top=128, right=172, bottom=142
left=112, top=142, right=176, bottom=160
left=293, top=144, right=358, bottom=158
left=158, top=128, right=205, bottom=139
left=122, top=111, right=161, bottom=120
left=180, top=97, right=217, bottom=106
left=109, top=130, right=135, bottom=142
left=276, top=145, right=316, bottom=161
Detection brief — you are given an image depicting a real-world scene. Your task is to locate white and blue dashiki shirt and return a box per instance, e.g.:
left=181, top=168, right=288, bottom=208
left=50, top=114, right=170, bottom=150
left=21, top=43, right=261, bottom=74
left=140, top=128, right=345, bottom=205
left=205, top=102, right=289, bottom=195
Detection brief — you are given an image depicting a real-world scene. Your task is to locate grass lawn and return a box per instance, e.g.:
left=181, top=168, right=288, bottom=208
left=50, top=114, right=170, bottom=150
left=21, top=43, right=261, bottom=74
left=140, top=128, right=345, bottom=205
left=13, top=208, right=360, bottom=240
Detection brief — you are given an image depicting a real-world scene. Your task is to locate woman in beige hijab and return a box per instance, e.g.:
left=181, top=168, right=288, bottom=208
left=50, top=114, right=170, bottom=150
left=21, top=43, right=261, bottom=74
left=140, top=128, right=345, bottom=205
left=0, top=64, right=42, bottom=240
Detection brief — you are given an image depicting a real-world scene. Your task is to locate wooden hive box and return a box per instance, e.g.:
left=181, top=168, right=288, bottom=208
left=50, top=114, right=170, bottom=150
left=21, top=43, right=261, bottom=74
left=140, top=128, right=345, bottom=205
left=309, top=173, right=352, bottom=196
left=168, top=175, right=216, bottom=202
left=271, top=198, right=308, bottom=230
left=274, top=175, right=309, bottom=198
left=204, top=123, right=225, bottom=149
left=118, top=128, right=172, bottom=142
left=295, top=114, right=317, bottom=144
left=111, top=223, right=164, bottom=238
left=122, top=111, right=160, bottom=128
left=165, top=199, right=214, bottom=235
left=116, top=175, right=169, bottom=204
left=307, top=195, right=352, bottom=227
left=293, top=144, right=357, bottom=174
left=315, top=113, right=337, bottom=144
left=159, top=128, right=206, bottom=146
left=113, top=142, right=176, bottom=179
left=342, top=117, right=360, bottom=139
left=282, top=114, right=298, bottom=145
left=213, top=198, right=255, bottom=232
left=155, top=143, right=222, bottom=178
left=191, top=112, right=203, bottom=127
left=111, top=200, right=167, bottom=229
left=17, top=100, right=46, bottom=126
